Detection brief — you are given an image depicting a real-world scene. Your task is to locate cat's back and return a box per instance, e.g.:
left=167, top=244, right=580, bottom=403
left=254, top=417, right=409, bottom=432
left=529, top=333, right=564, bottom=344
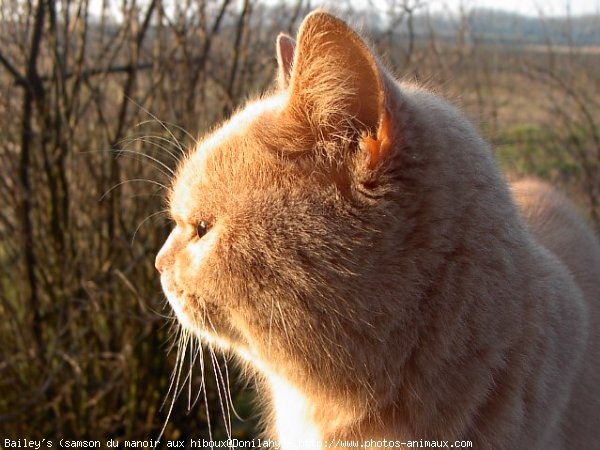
left=512, top=178, right=600, bottom=448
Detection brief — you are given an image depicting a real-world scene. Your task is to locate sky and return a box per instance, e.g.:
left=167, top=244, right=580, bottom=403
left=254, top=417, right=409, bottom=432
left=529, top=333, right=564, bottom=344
left=87, top=0, right=600, bottom=21
left=428, top=0, right=600, bottom=17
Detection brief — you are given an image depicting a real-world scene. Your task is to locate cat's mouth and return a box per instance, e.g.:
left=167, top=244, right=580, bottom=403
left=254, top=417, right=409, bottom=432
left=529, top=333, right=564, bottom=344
left=160, top=274, right=243, bottom=353
left=160, top=274, right=194, bottom=331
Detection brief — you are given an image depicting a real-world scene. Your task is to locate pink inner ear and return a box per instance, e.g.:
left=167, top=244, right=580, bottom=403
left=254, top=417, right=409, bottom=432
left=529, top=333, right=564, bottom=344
left=276, top=33, right=295, bottom=89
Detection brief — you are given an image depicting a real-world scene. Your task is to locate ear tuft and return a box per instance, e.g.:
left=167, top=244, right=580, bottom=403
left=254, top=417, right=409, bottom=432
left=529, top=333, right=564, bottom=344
left=362, top=109, right=393, bottom=169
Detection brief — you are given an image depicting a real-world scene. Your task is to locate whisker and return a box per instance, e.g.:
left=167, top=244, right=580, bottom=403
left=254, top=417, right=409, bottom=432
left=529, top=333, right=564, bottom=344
left=209, top=346, right=232, bottom=440
left=190, top=343, right=205, bottom=410
left=164, top=322, right=185, bottom=359
left=175, top=334, right=201, bottom=403
left=188, top=338, right=194, bottom=412
left=187, top=338, right=204, bottom=412
left=78, top=148, right=174, bottom=178
left=137, top=118, right=198, bottom=147
left=161, top=328, right=186, bottom=410
left=152, top=306, right=176, bottom=322
left=174, top=335, right=201, bottom=403
left=131, top=209, right=169, bottom=245
left=202, top=345, right=214, bottom=443
left=125, top=192, right=168, bottom=201
left=158, top=329, right=189, bottom=442
left=222, top=355, right=245, bottom=422
left=99, top=178, right=168, bottom=202
left=121, top=134, right=183, bottom=164
left=113, top=148, right=175, bottom=177
left=127, top=98, right=188, bottom=157
left=204, top=314, right=233, bottom=440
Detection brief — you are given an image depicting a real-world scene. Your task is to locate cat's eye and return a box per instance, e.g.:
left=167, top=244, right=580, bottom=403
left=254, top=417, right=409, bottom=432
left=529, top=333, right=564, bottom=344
left=196, top=221, right=208, bottom=239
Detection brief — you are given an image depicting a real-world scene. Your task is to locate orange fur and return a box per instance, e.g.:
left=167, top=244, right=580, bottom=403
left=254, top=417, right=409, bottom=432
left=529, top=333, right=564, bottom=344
left=363, top=110, right=393, bottom=169
left=156, top=11, right=600, bottom=450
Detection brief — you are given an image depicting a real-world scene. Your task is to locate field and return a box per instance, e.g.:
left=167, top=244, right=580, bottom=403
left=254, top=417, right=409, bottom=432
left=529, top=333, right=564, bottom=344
left=0, top=0, right=599, bottom=442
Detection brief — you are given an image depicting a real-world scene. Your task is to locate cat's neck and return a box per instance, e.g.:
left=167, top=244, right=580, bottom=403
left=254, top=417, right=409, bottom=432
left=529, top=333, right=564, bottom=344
left=266, top=374, right=322, bottom=448
left=258, top=240, right=586, bottom=449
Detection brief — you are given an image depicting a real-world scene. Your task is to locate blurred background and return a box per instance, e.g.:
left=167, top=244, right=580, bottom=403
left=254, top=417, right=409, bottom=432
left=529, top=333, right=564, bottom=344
left=0, top=0, right=599, bottom=443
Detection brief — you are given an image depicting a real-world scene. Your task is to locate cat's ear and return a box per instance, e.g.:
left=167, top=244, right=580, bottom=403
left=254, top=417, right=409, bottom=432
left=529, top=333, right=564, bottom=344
left=276, top=33, right=296, bottom=90
left=285, top=11, right=390, bottom=167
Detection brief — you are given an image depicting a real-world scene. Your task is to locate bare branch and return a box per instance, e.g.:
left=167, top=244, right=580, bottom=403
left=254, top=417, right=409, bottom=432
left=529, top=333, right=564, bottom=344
left=0, top=51, right=26, bottom=86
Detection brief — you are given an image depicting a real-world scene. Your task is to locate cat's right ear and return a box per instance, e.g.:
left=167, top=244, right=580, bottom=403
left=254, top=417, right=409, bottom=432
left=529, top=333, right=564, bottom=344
left=276, top=33, right=296, bottom=90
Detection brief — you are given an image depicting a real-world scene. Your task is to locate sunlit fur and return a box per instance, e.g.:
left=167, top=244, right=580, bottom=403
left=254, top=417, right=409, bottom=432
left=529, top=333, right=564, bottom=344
left=156, top=11, right=600, bottom=450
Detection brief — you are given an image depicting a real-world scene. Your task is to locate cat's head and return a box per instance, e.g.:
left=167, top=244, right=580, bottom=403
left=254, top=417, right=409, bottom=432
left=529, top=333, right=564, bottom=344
left=155, top=11, right=483, bottom=420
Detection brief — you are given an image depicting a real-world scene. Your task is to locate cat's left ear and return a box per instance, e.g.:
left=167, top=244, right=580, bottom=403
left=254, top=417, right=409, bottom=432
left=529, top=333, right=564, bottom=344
left=276, top=33, right=296, bottom=90
left=284, top=11, right=392, bottom=169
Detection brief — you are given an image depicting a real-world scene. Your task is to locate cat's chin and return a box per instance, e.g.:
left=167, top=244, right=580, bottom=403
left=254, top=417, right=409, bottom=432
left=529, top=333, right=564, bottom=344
left=160, top=275, right=259, bottom=361
left=160, top=274, right=203, bottom=335
left=160, top=278, right=195, bottom=332
left=181, top=318, right=265, bottom=370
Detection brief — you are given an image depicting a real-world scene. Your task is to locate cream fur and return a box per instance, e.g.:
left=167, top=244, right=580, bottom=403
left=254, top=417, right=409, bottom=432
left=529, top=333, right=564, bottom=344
left=156, top=11, right=600, bottom=450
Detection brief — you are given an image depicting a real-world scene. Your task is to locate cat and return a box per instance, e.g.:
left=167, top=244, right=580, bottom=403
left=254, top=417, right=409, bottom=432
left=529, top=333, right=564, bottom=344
left=155, top=10, right=600, bottom=450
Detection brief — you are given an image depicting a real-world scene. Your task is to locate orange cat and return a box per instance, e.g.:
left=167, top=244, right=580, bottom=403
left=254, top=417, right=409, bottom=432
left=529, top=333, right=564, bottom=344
left=156, top=11, right=600, bottom=449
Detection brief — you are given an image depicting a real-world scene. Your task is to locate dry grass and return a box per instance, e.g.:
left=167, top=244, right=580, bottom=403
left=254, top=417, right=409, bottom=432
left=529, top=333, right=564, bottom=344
left=0, top=0, right=598, bottom=441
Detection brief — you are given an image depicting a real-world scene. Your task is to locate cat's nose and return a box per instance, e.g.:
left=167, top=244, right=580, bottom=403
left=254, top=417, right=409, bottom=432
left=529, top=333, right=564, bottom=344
left=155, top=252, right=164, bottom=274
left=155, top=234, right=174, bottom=274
